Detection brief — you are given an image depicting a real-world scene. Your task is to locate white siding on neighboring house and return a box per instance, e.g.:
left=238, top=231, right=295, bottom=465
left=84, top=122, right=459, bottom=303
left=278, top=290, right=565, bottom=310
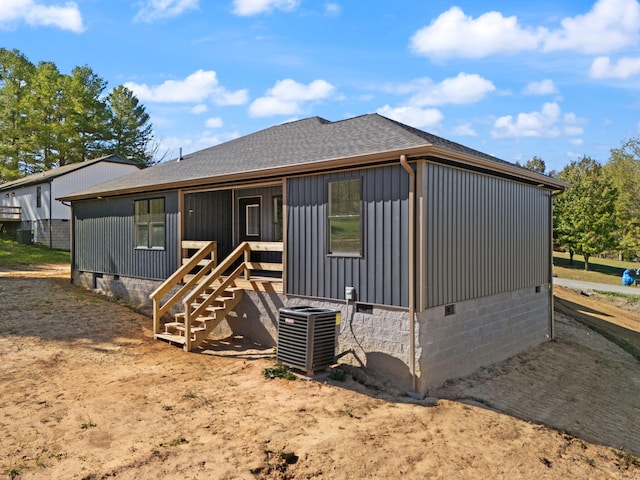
left=52, top=162, right=139, bottom=219
left=1, top=158, right=140, bottom=249
left=0, top=183, right=50, bottom=222
left=0, top=161, right=139, bottom=222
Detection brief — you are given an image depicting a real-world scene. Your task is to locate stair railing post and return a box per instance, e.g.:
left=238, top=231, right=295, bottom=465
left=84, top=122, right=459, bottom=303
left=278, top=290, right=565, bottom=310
left=184, top=306, right=191, bottom=352
left=244, top=242, right=250, bottom=281
left=152, top=298, right=160, bottom=335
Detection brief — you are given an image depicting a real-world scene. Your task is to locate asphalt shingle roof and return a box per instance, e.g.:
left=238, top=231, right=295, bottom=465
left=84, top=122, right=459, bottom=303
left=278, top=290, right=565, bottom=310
left=61, top=114, right=552, bottom=200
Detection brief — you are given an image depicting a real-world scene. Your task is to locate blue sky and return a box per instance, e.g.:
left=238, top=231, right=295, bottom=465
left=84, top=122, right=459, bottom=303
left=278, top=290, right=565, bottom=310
left=2, top=0, right=640, bottom=172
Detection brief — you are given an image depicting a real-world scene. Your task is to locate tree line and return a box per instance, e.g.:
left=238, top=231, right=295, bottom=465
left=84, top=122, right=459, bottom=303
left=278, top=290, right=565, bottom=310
left=0, top=48, right=156, bottom=183
left=520, top=140, right=640, bottom=270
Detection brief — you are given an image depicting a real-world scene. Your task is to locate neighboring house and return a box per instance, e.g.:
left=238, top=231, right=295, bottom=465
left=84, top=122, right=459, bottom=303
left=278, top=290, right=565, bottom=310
left=60, top=114, right=566, bottom=393
left=0, top=155, right=140, bottom=250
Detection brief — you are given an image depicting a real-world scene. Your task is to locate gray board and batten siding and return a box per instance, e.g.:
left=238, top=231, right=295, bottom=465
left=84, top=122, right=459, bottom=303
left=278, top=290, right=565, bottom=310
left=183, top=190, right=233, bottom=260
left=234, top=185, right=283, bottom=244
left=286, top=159, right=551, bottom=310
left=422, top=162, right=550, bottom=309
left=73, top=192, right=180, bottom=280
left=287, top=163, right=410, bottom=307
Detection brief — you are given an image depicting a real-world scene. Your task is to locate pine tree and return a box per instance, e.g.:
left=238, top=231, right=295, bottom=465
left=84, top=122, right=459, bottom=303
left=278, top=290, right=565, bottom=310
left=105, top=85, right=154, bottom=167
left=26, top=61, right=64, bottom=172
left=58, top=66, right=110, bottom=165
left=0, top=48, right=35, bottom=180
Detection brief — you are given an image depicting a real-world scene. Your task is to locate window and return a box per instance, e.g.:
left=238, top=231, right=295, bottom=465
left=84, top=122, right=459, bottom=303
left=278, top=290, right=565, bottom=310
left=246, top=204, right=260, bottom=236
left=135, top=198, right=165, bottom=249
left=328, top=178, right=361, bottom=255
left=36, top=186, right=42, bottom=208
left=273, top=196, right=283, bottom=241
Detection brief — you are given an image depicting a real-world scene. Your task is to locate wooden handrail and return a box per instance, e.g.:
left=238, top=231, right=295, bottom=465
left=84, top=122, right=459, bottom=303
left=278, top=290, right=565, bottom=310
left=152, top=240, right=283, bottom=339
left=150, top=240, right=216, bottom=333
left=182, top=242, right=250, bottom=311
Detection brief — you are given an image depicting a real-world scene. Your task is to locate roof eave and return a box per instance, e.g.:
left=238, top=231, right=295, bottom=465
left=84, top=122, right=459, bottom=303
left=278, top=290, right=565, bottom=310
left=60, top=144, right=567, bottom=201
left=425, top=145, right=568, bottom=191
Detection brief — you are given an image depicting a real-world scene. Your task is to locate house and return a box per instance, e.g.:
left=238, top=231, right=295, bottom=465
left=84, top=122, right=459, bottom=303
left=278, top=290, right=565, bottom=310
left=60, top=114, right=566, bottom=393
left=0, top=155, right=140, bottom=250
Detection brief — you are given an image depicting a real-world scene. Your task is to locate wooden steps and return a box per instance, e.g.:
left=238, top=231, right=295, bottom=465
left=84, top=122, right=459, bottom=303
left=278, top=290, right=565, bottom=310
left=155, top=333, right=187, bottom=345
left=151, top=241, right=283, bottom=352
left=157, top=288, right=244, bottom=350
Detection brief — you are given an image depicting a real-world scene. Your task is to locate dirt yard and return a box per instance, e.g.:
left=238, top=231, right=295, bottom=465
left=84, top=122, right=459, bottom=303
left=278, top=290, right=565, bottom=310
left=0, top=268, right=639, bottom=479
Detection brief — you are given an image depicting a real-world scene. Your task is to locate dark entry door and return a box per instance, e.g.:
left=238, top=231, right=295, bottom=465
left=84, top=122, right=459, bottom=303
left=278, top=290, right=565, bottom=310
left=239, top=197, right=261, bottom=243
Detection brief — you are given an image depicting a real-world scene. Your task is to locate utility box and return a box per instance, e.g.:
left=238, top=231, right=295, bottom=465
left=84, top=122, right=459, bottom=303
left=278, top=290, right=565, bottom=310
left=277, top=306, right=339, bottom=374
left=16, top=229, right=33, bottom=245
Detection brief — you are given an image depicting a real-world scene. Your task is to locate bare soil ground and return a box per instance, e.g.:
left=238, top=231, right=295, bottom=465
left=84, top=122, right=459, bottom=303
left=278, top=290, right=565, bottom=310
left=1, top=268, right=639, bottom=479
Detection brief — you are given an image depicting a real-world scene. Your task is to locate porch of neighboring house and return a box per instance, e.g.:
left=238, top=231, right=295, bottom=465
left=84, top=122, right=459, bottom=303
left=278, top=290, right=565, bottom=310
left=0, top=206, right=21, bottom=234
left=150, top=184, right=285, bottom=351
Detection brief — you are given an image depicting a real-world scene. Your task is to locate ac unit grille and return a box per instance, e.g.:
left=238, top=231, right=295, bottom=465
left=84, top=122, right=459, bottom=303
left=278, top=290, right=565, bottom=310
left=276, top=307, right=338, bottom=373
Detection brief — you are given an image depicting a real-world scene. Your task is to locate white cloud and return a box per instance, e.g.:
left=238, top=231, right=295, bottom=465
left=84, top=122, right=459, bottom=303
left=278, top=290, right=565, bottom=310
left=190, top=104, right=208, bottom=114
left=543, top=0, right=640, bottom=54
left=564, top=125, right=584, bottom=136
left=410, top=0, right=640, bottom=59
left=452, top=123, right=478, bottom=136
left=205, top=117, right=223, bottom=128
left=410, top=6, right=541, bottom=59
left=523, top=79, right=558, bottom=95
left=567, top=151, right=585, bottom=161
left=376, top=105, right=443, bottom=129
left=194, top=131, right=239, bottom=150
left=0, top=0, right=84, bottom=32
left=124, top=70, right=249, bottom=105
left=570, top=138, right=584, bottom=146
left=491, top=102, right=584, bottom=138
left=134, top=0, right=199, bottom=23
left=249, top=78, right=335, bottom=117
left=325, top=2, right=341, bottom=16
left=589, top=55, right=640, bottom=79
left=160, top=130, right=240, bottom=159
left=231, top=0, right=299, bottom=16
left=393, top=73, right=495, bottom=106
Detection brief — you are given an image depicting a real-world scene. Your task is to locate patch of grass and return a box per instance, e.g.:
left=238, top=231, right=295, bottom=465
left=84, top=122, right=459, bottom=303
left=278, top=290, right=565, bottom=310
left=595, top=291, right=640, bottom=303
left=6, top=467, right=21, bottom=480
left=329, top=368, right=346, bottom=382
left=262, top=363, right=296, bottom=381
left=168, top=436, right=188, bottom=447
left=553, top=252, right=637, bottom=286
left=80, top=417, right=96, bottom=429
left=181, top=391, right=214, bottom=409
left=0, top=234, right=69, bottom=266
left=338, top=404, right=362, bottom=419
left=613, top=448, right=640, bottom=468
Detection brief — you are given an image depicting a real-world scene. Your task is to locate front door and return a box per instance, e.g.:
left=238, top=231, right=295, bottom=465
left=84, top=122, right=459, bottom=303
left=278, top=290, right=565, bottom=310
left=239, top=196, right=261, bottom=243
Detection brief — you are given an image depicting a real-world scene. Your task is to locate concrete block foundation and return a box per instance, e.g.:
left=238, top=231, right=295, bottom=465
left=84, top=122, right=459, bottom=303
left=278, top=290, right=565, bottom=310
left=71, top=269, right=552, bottom=394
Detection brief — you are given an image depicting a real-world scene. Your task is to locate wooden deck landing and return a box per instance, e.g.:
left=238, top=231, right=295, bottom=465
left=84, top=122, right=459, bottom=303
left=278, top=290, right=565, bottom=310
left=0, top=206, right=21, bottom=222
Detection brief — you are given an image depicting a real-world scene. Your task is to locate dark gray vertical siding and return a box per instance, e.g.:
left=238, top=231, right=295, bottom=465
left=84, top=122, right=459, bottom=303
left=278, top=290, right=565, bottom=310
left=287, top=164, right=409, bottom=307
left=235, top=186, right=283, bottom=265
left=234, top=186, right=283, bottom=242
left=184, top=190, right=233, bottom=259
left=424, top=163, right=549, bottom=308
left=73, top=193, right=179, bottom=279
